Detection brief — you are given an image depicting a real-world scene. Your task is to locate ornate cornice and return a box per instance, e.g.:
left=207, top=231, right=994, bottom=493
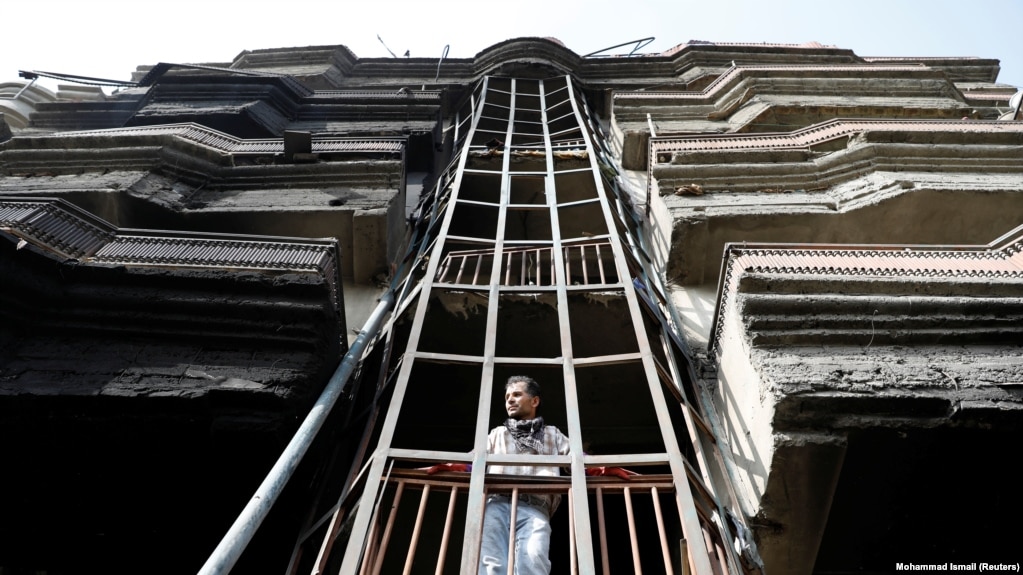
left=617, top=64, right=934, bottom=104
left=650, top=119, right=1023, bottom=194
left=652, top=119, right=1023, bottom=155
left=709, top=224, right=1023, bottom=351
left=0, top=124, right=406, bottom=185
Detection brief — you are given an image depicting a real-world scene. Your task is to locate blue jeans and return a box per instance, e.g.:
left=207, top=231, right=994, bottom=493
left=479, top=495, right=552, bottom=575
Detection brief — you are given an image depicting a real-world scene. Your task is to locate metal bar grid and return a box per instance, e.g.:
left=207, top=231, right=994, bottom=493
left=335, top=75, right=494, bottom=575
left=349, top=469, right=695, bottom=575
left=534, top=76, right=600, bottom=575
left=435, top=240, right=618, bottom=287
left=50, top=123, right=406, bottom=156
left=320, top=73, right=751, bottom=575
left=561, top=75, right=731, bottom=575
left=651, top=118, right=1023, bottom=155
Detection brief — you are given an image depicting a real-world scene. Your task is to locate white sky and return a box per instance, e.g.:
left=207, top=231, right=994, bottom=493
left=3, top=0, right=1021, bottom=92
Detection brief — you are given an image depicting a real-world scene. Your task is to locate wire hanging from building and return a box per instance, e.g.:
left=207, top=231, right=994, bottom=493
left=584, top=37, right=655, bottom=58
left=434, top=44, right=450, bottom=83
left=377, top=34, right=398, bottom=58
left=17, top=69, right=137, bottom=88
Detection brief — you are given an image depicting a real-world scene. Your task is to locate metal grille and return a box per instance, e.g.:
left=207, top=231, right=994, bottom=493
left=1, top=197, right=342, bottom=311
left=54, top=124, right=405, bottom=155
left=727, top=239, right=1023, bottom=279
left=316, top=74, right=747, bottom=575
left=93, top=236, right=335, bottom=271
left=343, top=470, right=709, bottom=575
left=436, top=241, right=619, bottom=287
left=0, top=200, right=113, bottom=258
left=710, top=232, right=1023, bottom=351
left=313, top=90, right=442, bottom=101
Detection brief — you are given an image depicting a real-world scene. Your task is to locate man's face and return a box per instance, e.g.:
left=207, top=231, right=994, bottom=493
left=505, top=381, right=539, bottom=420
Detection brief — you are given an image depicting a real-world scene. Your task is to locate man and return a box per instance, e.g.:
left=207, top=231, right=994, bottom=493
left=478, top=375, right=568, bottom=574
left=428, top=375, right=631, bottom=575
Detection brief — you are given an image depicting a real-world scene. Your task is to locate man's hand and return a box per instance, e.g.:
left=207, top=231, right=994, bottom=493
left=424, top=463, right=471, bottom=474
left=585, top=466, right=637, bottom=480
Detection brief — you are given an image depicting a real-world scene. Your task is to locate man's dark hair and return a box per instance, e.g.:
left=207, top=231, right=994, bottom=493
left=506, top=375, right=541, bottom=400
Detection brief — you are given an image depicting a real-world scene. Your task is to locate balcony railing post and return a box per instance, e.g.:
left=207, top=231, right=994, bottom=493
left=568, top=488, right=578, bottom=575
left=508, top=488, right=521, bottom=575
left=595, top=486, right=611, bottom=575
left=371, top=480, right=406, bottom=575
left=402, top=484, right=431, bottom=575
left=624, top=486, right=643, bottom=575
left=434, top=486, right=459, bottom=575
left=651, top=486, right=675, bottom=575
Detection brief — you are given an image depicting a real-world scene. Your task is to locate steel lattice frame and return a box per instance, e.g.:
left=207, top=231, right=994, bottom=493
left=331, top=75, right=746, bottom=575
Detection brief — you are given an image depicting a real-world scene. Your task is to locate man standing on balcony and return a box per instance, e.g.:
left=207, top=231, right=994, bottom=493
left=428, top=375, right=631, bottom=575
left=478, top=375, right=569, bottom=575
left=429, top=375, right=565, bottom=574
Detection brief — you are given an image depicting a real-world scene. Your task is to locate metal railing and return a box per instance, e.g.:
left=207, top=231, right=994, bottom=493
left=436, top=241, right=619, bottom=287
left=335, top=468, right=723, bottom=575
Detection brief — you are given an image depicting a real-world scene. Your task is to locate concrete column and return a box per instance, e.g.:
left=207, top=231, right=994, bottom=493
left=756, top=433, right=847, bottom=575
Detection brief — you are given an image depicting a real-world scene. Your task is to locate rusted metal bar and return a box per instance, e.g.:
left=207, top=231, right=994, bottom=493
left=472, top=252, right=484, bottom=285
left=595, top=243, right=607, bottom=283
left=549, top=248, right=556, bottom=286
left=700, top=526, right=723, bottom=575
left=437, top=256, right=451, bottom=282
left=680, top=539, right=691, bottom=575
left=596, top=487, right=610, bottom=575
left=624, top=486, right=643, bottom=575
left=568, top=487, right=578, bottom=575
left=535, top=248, right=543, bottom=285
left=460, top=75, right=512, bottom=575
left=401, top=484, right=431, bottom=575
left=507, top=488, right=519, bottom=575
left=580, top=244, right=589, bottom=283
left=357, top=518, right=379, bottom=575
left=554, top=76, right=597, bottom=575
left=434, top=486, right=459, bottom=575
left=714, top=536, right=729, bottom=575
left=370, top=480, right=406, bottom=575
left=652, top=486, right=676, bottom=575
left=504, top=250, right=513, bottom=285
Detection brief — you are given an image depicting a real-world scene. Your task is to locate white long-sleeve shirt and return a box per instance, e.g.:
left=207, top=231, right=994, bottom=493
left=486, top=424, right=571, bottom=514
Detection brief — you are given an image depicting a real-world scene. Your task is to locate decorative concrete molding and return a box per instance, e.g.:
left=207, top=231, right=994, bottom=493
left=615, top=64, right=935, bottom=104
left=960, top=90, right=1016, bottom=103
left=863, top=56, right=1002, bottom=82
left=472, top=37, right=583, bottom=78
left=652, top=118, right=1023, bottom=155
left=610, top=64, right=983, bottom=165
left=135, top=62, right=312, bottom=94
left=650, top=119, right=1023, bottom=194
left=0, top=81, right=58, bottom=130
left=709, top=224, right=1023, bottom=351
left=659, top=40, right=840, bottom=56
left=0, top=123, right=406, bottom=182
left=229, top=45, right=359, bottom=87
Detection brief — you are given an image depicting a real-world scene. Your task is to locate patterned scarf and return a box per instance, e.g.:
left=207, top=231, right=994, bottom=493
left=505, top=416, right=546, bottom=454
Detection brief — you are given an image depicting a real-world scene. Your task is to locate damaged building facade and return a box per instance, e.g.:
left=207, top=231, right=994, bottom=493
left=1, top=38, right=1021, bottom=575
